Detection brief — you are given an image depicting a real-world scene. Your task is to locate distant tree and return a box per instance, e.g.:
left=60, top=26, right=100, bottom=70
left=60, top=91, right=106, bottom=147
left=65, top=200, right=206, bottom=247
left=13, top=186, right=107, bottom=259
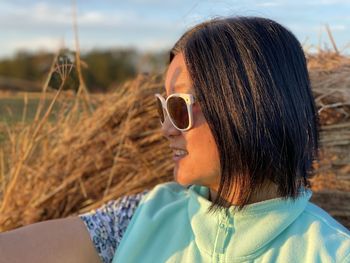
left=0, top=48, right=167, bottom=93
left=138, top=51, right=167, bottom=74
left=82, top=48, right=138, bottom=92
left=0, top=51, right=52, bottom=82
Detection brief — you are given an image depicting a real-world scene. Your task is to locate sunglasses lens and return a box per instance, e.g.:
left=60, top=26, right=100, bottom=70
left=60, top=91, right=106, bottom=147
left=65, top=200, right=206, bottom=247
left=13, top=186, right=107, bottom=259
left=156, top=97, right=165, bottom=123
left=168, top=96, right=189, bottom=130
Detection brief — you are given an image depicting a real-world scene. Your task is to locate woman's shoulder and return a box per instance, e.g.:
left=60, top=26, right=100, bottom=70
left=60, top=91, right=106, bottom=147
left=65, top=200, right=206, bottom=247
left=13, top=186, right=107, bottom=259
left=303, top=202, right=350, bottom=236
left=136, top=182, right=193, bottom=214
left=291, top=202, right=350, bottom=262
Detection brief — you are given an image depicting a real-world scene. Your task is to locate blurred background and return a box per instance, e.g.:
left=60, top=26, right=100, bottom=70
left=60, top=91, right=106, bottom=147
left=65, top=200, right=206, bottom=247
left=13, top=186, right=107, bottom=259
left=0, top=0, right=349, bottom=93
left=0, top=0, right=349, bottom=231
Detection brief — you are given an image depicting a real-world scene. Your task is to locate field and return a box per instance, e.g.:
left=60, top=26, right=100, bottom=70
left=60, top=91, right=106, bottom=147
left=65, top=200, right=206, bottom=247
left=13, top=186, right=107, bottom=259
left=0, top=93, right=58, bottom=122
left=0, top=93, right=54, bottom=142
left=0, top=91, right=100, bottom=143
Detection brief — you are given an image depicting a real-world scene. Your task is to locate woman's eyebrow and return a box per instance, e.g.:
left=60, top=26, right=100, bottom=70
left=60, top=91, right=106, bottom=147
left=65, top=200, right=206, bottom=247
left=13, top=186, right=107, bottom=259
left=164, top=83, right=189, bottom=95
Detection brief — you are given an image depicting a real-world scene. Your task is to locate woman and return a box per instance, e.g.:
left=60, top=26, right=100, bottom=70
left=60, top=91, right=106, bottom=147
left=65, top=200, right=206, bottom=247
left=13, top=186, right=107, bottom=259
left=0, top=16, right=349, bottom=263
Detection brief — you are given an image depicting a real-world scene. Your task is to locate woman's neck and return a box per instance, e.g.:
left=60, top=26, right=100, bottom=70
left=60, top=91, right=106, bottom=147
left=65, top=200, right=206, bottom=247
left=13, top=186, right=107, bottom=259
left=209, top=182, right=281, bottom=206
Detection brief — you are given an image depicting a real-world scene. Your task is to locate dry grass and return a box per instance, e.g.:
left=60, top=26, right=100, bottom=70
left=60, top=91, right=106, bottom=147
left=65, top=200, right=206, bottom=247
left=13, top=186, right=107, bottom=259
left=306, top=50, right=350, bottom=227
left=0, top=49, right=349, bottom=232
left=0, top=73, right=172, bottom=231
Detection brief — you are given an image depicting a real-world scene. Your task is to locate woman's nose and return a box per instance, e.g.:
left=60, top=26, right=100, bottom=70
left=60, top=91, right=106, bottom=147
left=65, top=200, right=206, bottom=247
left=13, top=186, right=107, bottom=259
left=161, top=115, right=181, bottom=139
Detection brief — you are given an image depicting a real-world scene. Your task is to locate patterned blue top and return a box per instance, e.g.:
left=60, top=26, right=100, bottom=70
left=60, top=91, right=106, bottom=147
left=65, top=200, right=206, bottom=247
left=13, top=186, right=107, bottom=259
left=79, top=190, right=149, bottom=263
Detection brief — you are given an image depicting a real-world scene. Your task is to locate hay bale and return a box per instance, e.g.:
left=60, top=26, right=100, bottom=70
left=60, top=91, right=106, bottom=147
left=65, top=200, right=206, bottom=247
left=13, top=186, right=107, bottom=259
left=307, top=51, right=350, bottom=228
left=0, top=74, right=173, bottom=231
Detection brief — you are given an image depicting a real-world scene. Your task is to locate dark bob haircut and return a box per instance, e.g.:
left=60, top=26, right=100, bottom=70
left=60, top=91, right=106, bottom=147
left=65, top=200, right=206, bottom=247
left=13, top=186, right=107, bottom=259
left=170, top=16, right=320, bottom=212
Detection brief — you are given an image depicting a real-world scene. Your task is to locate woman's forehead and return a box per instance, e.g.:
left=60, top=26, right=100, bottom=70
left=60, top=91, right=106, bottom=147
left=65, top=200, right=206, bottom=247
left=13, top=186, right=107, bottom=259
left=165, top=53, right=193, bottom=95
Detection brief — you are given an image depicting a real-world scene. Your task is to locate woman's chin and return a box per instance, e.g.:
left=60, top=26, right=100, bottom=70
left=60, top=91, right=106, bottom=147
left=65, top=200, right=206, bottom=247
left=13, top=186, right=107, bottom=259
left=173, top=167, right=193, bottom=186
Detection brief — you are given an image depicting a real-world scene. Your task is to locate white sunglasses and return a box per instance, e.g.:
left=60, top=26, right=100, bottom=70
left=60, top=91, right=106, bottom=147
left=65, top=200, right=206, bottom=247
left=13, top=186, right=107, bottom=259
left=155, top=93, right=196, bottom=131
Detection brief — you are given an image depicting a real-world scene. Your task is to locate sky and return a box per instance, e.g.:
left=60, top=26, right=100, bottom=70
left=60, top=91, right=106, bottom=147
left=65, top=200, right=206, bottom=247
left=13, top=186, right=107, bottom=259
left=0, top=0, right=349, bottom=58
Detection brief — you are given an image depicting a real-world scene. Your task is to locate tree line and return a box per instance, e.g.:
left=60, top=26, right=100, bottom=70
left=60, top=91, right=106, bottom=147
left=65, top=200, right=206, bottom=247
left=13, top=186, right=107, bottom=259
left=0, top=49, right=167, bottom=93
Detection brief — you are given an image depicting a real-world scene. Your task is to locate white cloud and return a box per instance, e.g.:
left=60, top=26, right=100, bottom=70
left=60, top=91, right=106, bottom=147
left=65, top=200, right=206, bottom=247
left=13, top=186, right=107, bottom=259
left=255, top=1, right=283, bottom=7
left=329, top=24, right=348, bottom=31
left=313, top=0, right=350, bottom=4
left=0, top=2, right=137, bottom=29
left=0, top=37, right=64, bottom=56
left=290, top=23, right=348, bottom=33
left=5, top=37, right=64, bottom=53
left=0, top=1, right=180, bottom=32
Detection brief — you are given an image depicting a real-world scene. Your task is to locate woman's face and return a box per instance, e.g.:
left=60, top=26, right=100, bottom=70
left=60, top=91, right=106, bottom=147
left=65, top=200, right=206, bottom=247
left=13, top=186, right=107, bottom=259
left=163, top=53, right=221, bottom=191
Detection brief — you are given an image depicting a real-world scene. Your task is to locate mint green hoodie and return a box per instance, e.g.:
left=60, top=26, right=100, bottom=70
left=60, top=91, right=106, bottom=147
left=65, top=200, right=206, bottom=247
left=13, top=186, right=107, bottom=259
left=113, top=182, right=350, bottom=262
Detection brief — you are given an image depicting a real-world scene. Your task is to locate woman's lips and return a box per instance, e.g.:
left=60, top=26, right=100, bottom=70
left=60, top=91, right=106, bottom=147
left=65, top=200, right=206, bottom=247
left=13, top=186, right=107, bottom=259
left=172, top=148, right=188, bottom=161
left=173, top=154, right=187, bottom=161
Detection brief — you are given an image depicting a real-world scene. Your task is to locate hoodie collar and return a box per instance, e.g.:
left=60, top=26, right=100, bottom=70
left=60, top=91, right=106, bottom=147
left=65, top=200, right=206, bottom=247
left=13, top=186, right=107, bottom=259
left=187, top=184, right=312, bottom=262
